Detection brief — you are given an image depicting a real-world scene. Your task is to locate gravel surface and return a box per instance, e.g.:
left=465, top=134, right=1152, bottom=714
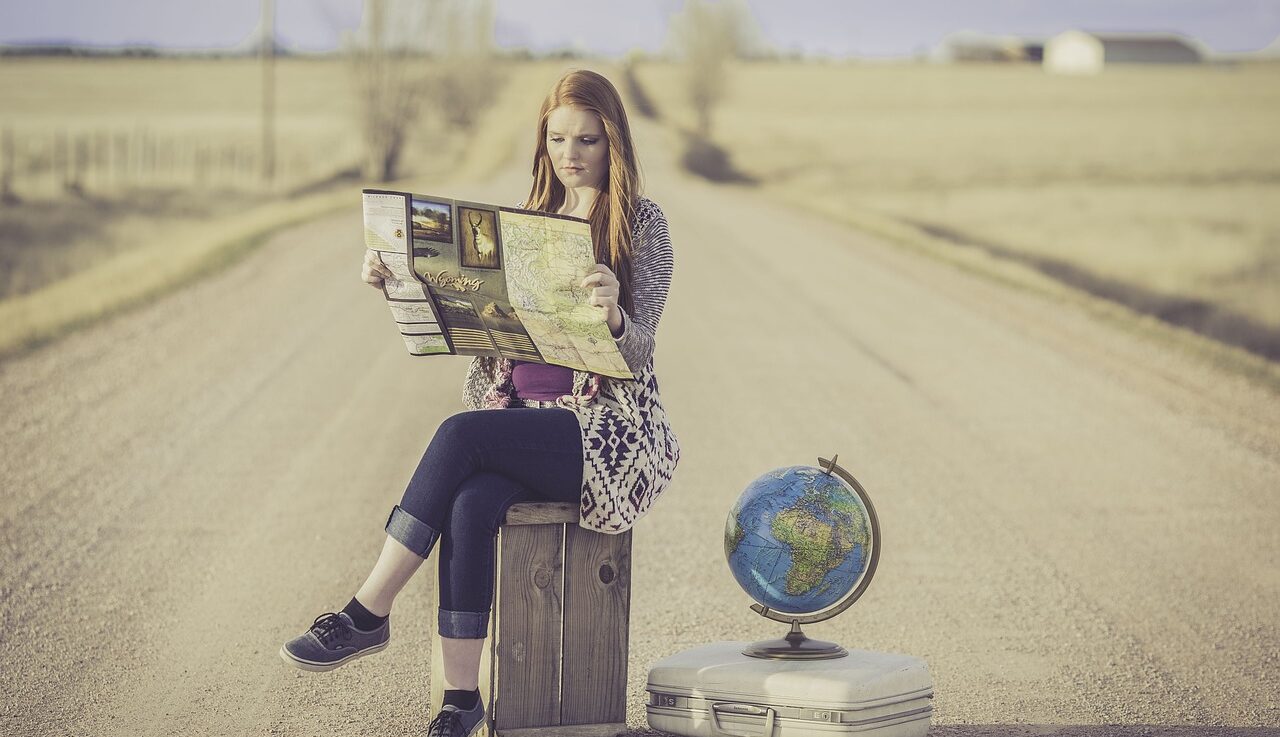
left=2, top=118, right=1277, bottom=737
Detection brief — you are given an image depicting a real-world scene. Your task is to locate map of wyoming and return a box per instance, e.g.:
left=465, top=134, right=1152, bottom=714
left=361, top=189, right=634, bottom=380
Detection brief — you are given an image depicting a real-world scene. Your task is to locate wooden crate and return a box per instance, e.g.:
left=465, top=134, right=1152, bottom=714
left=428, top=501, right=633, bottom=737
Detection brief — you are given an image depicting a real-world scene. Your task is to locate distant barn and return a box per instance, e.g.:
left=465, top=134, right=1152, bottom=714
left=1044, top=31, right=1203, bottom=74
left=932, top=31, right=1043, bottom=63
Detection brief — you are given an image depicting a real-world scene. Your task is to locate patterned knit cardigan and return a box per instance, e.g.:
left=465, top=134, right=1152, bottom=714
left=462, top=196, right=680, bottom=534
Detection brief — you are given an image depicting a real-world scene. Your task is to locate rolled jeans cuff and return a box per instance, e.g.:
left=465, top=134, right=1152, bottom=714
left=438, top=608, right=490, bottom=639
left=385, top=504, right=441, bottom=559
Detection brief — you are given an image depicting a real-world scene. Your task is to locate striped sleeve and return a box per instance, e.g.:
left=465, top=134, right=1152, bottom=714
left=614, top=198, right=674, bottom=373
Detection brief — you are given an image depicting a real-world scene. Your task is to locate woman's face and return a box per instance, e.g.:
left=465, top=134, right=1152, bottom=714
left=546, top=105, right=608, bottom=192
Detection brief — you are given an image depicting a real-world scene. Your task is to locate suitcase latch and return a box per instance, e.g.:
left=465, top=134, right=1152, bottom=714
left=813, top=709, right=841, bottom=722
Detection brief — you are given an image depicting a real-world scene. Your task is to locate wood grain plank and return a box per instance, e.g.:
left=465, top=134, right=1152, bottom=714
left=502, top=501, right=577, bottom=526
left=560, top=526, right=632, bottom=726
left=494, top=522, right=564, bottom=730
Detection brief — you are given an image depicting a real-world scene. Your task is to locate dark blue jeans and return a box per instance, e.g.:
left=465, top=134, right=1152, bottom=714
left=383, top=408, right=582, bottom=639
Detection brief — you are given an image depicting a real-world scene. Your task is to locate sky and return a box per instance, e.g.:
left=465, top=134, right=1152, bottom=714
left=1, top=0, right=1278, bottom=57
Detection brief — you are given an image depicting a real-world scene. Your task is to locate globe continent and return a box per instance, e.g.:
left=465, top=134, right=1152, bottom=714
left=724, top=465, right=872, bottom=614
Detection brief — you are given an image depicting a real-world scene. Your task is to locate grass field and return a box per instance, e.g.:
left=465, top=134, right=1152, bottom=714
left=0, top=57, right=363, bottom=194
left=632, top=61, right=1280, bottom=359
left=0, top=57, right=360, bottom=300
left=0, top=56, right=518, bottom=301
left=0, top=57, right=586, bottom=360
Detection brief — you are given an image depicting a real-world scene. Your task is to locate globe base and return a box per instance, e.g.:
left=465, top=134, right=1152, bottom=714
left=741, top=621, right=848, bottom=660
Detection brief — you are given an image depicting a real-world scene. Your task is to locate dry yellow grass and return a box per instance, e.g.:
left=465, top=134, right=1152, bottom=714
left=0, top=58, right=573, bottom=360
left=0, top=57, right=364, bottom=194
left=0, top=55, right=543, bottom=299
left=633, top=60, right=1280, bottom=354
left=0, top=57, right=372, bottom=300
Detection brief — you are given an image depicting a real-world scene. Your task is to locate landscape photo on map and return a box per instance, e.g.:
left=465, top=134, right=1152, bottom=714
left=477, top=299, right=541, bottom=361
left=411, top=197, right=453, bottom=243
left=458, top=206, right=502, bottom=270
left=409, top=199, right=450, bottom=276
left=432, top=290, right=497, bottom=355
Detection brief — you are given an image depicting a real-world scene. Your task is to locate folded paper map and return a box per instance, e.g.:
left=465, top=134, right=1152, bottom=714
left=362, top=189, right=633, bottom=380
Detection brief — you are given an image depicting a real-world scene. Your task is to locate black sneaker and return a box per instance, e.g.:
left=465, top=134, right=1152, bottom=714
left=278, top=611, right=389, bottom=672
left=426, top=700, right=486, bottom=737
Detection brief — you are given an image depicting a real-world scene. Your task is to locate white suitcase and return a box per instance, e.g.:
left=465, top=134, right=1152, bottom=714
left=646, top=641, right=932, bottom=737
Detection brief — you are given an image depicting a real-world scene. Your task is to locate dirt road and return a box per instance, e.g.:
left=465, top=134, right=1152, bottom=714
left=2, top=118, right=1278, bottom=736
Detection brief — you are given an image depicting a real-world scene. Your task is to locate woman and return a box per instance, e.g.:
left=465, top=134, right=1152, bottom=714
left=280, top=69, right=679, bottom=737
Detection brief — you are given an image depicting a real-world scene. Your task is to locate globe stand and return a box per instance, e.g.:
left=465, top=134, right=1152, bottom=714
left=743, top=619, right=848, bottom=660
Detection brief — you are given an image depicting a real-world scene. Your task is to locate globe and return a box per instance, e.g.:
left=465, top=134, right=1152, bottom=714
left=724, top=459, right=877, bottom=619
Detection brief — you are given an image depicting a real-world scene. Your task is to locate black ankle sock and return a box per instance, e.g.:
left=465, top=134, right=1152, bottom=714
left=444, top=688, right=480, bottom=710
left=342, top=597, right=387, bottom=632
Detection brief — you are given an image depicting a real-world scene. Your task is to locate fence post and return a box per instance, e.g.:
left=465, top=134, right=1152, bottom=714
left=1, top=126, right=16, bottom=204
left=70, top=133, right=88, bottom=195
left=54, top=130, right=69, bottom=194
left=94, top=131, right=107, bottom=191
left=114, top=132, right=127, bottom=188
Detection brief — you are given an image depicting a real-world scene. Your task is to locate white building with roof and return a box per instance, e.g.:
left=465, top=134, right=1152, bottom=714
left=1044, top=31, right=1204, bottom=74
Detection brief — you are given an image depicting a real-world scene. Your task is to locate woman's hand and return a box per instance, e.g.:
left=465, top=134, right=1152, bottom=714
left=581, top=263, right=624, bottom=336
left=362, top=249, right=393, bottom=289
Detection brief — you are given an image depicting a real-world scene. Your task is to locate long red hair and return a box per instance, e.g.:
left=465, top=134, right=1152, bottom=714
left=523, top=69, right=642, bottom=315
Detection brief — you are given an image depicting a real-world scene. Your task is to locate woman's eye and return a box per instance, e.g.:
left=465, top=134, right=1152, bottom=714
left=582, top=139, right=598, bottom=145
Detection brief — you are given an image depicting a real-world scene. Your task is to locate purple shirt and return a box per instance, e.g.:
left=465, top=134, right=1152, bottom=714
left=511, top=360, right=574, bottom=401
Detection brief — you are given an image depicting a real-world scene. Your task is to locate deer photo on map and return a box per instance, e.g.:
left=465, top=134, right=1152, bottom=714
left=459, top=207, right=501, bottom=269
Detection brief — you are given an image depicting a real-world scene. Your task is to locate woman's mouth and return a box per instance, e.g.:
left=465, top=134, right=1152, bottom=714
left=562, top=166, right=583, bottom=173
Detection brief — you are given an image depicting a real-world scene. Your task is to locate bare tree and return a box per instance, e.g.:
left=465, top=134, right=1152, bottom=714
left=346, top=0, right=499, bottom=182
left=429, top=0, right=500, bottom=131
left=665, top=0, right=763, bottom=137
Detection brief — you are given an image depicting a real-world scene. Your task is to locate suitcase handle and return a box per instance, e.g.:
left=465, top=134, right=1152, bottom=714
left=709, top=701, right=777, bottom=737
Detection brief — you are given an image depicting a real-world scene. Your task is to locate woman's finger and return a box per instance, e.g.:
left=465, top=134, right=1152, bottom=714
left=581, top=272, right=618, bottom=289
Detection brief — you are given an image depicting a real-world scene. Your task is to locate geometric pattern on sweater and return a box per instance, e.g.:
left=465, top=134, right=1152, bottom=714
left=461, top=195, right=680, bottom=534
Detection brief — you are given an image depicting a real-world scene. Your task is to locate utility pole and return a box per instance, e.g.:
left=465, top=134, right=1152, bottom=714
left=261, top=0, right=276, bottom=186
